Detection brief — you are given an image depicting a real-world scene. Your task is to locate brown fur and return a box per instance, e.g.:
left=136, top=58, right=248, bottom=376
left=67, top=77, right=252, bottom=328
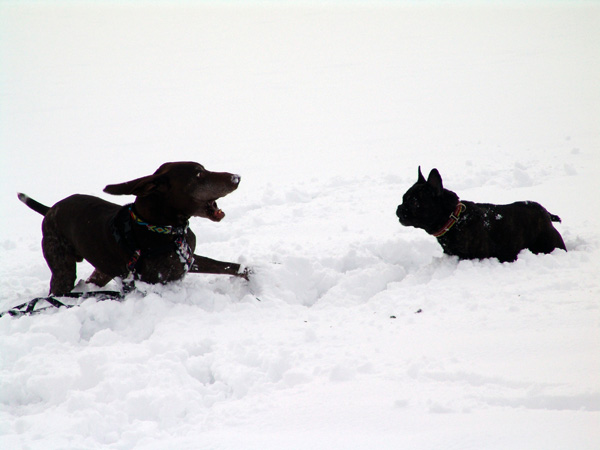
left=19, top=161, right=246, bottom=295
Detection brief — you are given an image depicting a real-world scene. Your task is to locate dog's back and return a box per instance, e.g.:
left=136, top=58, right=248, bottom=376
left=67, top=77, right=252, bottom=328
left=444, top=200, right=566, bottom=262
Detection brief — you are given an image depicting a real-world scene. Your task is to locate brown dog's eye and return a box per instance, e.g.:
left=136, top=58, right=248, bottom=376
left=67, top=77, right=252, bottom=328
left=196, top=171, right=205, bottom=179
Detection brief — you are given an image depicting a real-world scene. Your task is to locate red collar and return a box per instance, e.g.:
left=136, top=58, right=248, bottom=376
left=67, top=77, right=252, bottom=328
left=432, top=202, right=466, bottom=238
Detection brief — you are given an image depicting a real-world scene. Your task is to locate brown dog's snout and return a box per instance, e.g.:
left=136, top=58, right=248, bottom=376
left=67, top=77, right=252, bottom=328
left=211, top=172, right=240, bottom=186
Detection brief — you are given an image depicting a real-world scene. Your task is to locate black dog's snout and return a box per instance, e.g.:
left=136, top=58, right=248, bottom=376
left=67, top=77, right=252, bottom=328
left=231, top=174, right=241, bottom=185
left=396, top=204, right=404, bottom=219
left=396, top=204, right=411, bottom=225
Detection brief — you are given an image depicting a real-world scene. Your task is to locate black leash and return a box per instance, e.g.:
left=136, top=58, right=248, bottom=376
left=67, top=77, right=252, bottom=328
left=0, top=290, right=128, bottom=318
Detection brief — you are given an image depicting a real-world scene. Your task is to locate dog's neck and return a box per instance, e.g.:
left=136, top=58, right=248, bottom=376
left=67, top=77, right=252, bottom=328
left=129, top=206, right=188, bottom=235
left=133, top=198, right=190, bottom=228
left=431, top=202, right=466, bottom=238
left=112, top=204, right=193, bottom=274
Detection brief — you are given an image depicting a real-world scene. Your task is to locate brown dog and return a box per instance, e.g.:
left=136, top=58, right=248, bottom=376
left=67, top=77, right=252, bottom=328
left=19, top=161, right=247, bottom=295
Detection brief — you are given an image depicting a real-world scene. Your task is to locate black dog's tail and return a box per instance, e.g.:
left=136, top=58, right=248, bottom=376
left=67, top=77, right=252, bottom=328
left=18, top=193, right=50, bottom=216
left=549, top=213, right=562, bottom=223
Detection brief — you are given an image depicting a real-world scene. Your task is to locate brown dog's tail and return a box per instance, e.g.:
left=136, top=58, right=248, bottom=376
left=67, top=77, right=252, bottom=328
left=18, top=193, right=50, bottom=216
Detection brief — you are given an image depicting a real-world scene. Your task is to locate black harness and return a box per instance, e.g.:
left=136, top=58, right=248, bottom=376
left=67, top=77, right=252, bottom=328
left=112, top=204, right=194, bottom=275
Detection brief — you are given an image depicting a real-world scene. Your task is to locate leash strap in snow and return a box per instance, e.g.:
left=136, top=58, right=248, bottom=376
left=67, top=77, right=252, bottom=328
left=0, top=290, right=126, bottom=318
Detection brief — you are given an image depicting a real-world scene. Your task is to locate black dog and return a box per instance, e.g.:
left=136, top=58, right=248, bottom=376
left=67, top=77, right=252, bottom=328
left=19, top=161, right=247, bottom=295
left=396, top=167, right=566, bottom=262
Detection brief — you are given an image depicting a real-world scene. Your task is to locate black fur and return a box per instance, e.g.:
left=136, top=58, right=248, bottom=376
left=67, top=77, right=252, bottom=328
left=396, top=167, right=566, bottom=262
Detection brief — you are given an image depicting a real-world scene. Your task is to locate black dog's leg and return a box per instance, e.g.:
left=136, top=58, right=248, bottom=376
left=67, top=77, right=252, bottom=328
left=530, top=226, right=567, bottom=255
left=190, top=255, right=249, bottom=279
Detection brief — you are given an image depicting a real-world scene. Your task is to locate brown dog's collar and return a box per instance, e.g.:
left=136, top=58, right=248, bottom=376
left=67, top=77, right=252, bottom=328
left=432, top=202, right=466, bottom=238
left=129, top=206, right=188, bottom=235
left=112, top=204, right=194, bottom=275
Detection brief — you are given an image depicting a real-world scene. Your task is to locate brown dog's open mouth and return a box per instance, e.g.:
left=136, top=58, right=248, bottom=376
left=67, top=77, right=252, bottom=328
left=207, top=200, right=225, bottom=221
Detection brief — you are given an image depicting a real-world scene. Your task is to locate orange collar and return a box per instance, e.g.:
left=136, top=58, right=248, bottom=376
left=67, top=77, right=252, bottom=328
left=432, top=202, right=466, bottom=238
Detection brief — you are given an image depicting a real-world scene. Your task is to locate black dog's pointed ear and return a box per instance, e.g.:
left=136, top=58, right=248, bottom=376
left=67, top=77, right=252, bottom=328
left=427, top=169, right=443, bottom=196
left=104, top=173, right=169, bottom=197
left=417, top=166, right=426, bottom=183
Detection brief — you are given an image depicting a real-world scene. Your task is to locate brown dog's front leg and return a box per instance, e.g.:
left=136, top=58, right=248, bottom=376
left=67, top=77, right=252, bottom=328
left=190, top=255, right=249, bottom=280
left=87, top=270, right=114, bottom=287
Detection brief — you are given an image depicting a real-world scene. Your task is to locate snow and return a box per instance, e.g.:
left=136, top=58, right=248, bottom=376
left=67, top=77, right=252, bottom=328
left=1, top=1, right=599, bottom=449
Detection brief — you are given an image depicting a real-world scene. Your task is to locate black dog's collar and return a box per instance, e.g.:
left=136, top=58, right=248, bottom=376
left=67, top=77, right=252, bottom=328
left=432, top=202, right=466, bottom=238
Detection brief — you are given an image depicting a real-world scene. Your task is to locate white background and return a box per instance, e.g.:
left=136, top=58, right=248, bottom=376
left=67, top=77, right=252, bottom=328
left=1, top=2, right=599, bottom=449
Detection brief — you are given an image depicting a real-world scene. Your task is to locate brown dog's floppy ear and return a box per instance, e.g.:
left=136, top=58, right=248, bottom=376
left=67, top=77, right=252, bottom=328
left=427, top=169, right=444, bottom=196
left=104, top=173, right=169, bottom=196
left=417, top=166, right=426, bottom=183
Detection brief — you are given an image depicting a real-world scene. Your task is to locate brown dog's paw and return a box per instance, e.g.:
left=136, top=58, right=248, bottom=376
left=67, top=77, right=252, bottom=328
left=238, top=267, right=252, bottom=281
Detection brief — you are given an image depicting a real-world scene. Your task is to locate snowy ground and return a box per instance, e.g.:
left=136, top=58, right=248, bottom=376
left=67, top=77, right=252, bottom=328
left=1, top=1, right=599, bottom=449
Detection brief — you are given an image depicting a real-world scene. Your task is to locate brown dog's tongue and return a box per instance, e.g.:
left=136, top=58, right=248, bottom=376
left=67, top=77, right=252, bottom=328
left=207, top=200, right=226, bottom=221
left=213, top=208, right=225, bottom=221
